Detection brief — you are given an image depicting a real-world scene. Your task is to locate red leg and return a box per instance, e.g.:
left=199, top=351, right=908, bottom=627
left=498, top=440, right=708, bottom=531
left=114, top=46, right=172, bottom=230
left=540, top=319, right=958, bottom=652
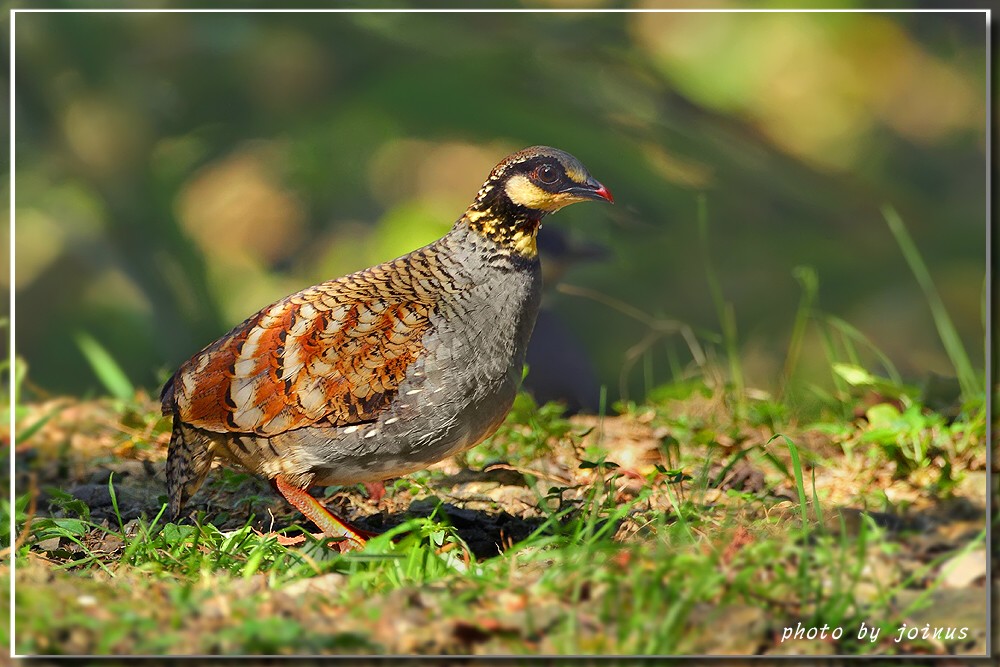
left=274, top=475, right=367, bottom=550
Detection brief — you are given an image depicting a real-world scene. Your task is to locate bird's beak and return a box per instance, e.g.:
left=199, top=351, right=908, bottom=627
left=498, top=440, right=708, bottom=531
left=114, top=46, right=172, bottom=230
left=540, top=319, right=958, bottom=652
left=567, top=177, right=614, bottom=204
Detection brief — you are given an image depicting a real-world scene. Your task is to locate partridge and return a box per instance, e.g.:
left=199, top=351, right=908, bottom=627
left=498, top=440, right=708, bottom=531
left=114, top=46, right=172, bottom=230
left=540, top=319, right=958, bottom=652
left=161, top=146, right=613, bottom=547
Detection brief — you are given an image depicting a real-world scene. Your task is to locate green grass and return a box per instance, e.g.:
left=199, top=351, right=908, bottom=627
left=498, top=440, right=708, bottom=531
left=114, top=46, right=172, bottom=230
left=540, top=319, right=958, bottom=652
left=75, top=331, right=136, bottom=403
left=9, top=375, right=986, bottom=655
left=882, top=205, right=981, bottom=401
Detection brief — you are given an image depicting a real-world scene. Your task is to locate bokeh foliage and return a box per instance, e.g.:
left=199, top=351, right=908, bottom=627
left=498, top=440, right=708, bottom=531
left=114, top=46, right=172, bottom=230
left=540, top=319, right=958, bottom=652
left=11, top=7, right=986, bottom=405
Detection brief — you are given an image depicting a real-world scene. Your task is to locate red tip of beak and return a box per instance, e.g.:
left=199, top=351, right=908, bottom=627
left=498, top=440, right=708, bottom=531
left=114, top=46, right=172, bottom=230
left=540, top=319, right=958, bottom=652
left=594, top=184, right=614, bottom=204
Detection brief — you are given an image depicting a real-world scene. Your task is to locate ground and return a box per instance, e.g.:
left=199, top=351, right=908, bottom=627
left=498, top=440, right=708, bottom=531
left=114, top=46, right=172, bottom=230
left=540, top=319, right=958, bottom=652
left=5, top=384, right=990, bottom=656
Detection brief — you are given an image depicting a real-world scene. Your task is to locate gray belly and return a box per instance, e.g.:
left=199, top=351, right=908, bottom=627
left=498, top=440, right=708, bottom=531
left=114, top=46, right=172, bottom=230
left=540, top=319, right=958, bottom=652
left=300, top=369, right=521, bottom=486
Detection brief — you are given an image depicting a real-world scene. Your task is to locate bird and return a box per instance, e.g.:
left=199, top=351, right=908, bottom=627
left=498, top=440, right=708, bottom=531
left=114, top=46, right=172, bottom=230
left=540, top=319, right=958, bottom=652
left=160, top=145, right=613, bottom=548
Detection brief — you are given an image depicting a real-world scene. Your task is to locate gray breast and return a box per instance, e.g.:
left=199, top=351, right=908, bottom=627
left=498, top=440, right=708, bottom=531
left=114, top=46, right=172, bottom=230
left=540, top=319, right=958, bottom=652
left=271, top=229, right=543, bottom=486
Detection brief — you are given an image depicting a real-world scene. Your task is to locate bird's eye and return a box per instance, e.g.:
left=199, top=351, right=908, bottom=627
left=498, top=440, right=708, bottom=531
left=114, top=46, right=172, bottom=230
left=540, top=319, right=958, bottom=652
left=534, top=165, right=559, bottom=185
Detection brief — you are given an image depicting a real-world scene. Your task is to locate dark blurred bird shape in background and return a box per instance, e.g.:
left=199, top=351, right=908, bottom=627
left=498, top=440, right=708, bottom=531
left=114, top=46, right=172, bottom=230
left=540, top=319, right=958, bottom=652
left=525, top=227, right=610, bottom=414
left=161, top=146, right=613, bottom=548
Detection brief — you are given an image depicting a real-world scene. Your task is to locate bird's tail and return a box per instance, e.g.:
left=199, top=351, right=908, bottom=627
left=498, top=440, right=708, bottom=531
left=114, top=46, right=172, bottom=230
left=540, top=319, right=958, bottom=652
left=166, top=416, right=215, bottom=519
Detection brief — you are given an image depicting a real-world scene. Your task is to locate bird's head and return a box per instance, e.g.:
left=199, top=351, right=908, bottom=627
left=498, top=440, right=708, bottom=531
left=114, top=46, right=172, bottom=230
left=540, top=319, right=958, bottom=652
left=464, top=146, right=613, bottom=257
left=474, top=146, right=614, bottom=213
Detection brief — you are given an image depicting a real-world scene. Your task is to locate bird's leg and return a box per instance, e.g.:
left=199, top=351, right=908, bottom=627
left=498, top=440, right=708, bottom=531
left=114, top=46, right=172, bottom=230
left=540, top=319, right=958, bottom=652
left=273, top=475, right=368, bottom=550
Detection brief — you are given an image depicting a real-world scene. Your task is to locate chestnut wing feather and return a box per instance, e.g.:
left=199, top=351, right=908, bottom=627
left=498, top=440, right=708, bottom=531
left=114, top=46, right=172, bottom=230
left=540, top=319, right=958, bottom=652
left=161, top=272, right=435, bottom=436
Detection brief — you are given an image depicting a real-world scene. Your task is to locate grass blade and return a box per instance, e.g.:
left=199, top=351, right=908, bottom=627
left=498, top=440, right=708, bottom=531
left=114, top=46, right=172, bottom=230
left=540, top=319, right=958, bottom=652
left=769, top=433, right=813, bottom=611
left=697, top=194, right=745, bottom=415
left=881, top=205, right=980, bottom=399
left=75, top=331, right=135, bottom=401
left=780, top=266, right=819, bottom=399
left=822, top=314, right=902, bottom=386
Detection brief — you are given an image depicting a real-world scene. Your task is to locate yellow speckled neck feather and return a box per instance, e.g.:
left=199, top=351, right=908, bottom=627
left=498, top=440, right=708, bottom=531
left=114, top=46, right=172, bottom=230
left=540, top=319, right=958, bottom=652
left=462, top=208, right=540, bottom=258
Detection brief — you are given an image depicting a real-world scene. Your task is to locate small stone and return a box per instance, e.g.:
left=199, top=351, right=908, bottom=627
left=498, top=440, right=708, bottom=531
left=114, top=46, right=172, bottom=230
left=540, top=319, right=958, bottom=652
left=36, top=536, right=61, bottom=552
left=939, top=549, right=987, bottom=589
left=282, top=572, right=348, bottom=598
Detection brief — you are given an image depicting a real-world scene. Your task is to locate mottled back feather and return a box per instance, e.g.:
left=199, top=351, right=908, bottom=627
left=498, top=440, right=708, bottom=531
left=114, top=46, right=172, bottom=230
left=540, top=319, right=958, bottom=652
left=161, top=245, right=449, bottom=436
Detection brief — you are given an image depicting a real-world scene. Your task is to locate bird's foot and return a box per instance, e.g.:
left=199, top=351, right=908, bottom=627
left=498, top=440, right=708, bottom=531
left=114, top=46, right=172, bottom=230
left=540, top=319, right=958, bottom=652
left=274, top=475, right=369, bottom=550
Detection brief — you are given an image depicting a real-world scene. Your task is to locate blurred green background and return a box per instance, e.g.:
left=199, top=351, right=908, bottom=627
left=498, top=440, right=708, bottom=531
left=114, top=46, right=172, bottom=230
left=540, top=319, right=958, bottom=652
left=11, top=7, right=987, bottom=410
